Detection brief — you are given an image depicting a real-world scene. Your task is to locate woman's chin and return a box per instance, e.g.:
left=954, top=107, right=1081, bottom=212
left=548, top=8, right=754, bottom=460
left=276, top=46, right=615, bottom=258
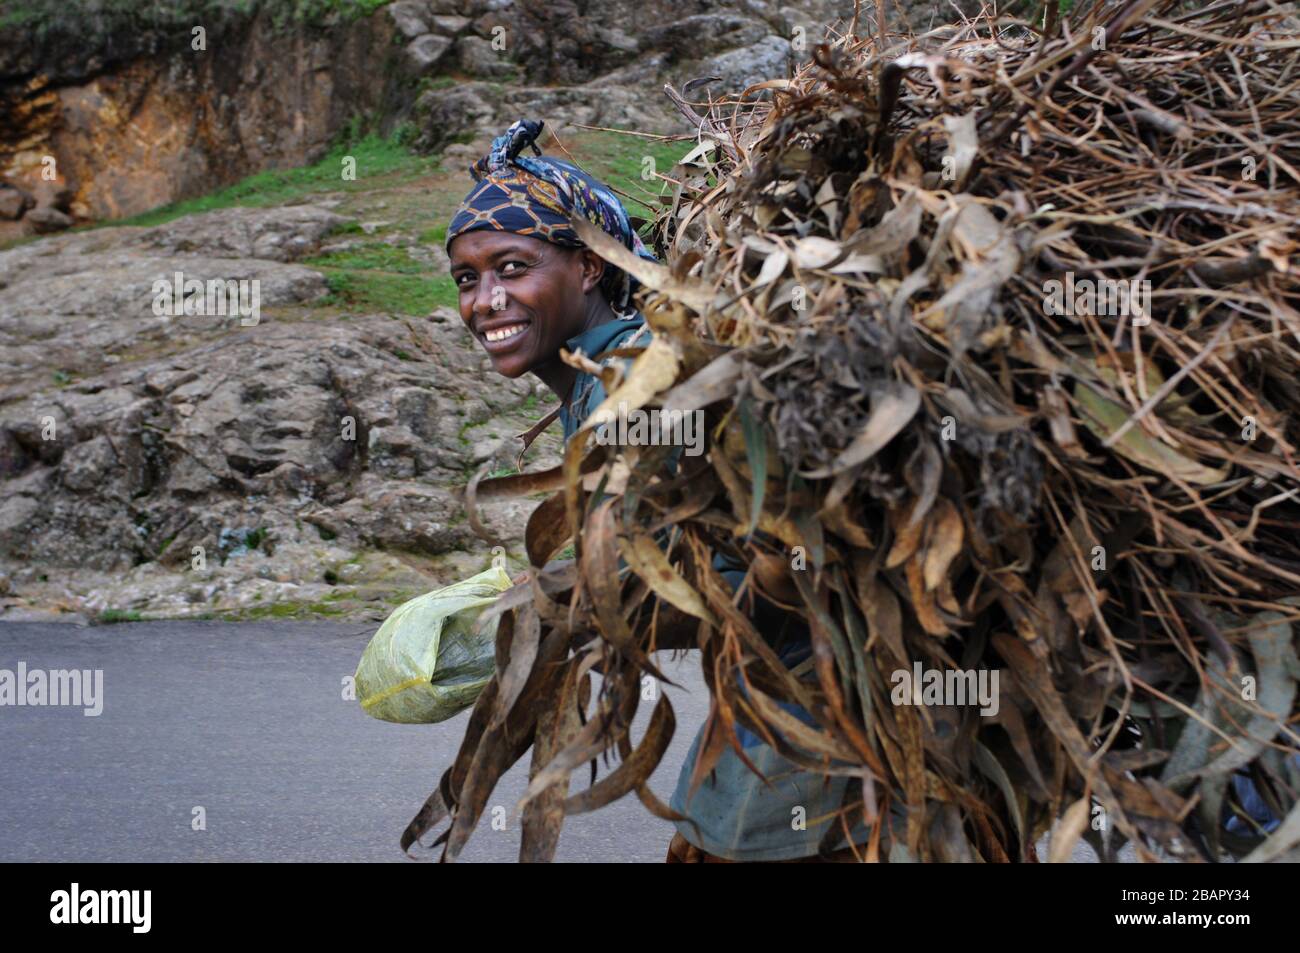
left=489, top=353, right=531, bottom=378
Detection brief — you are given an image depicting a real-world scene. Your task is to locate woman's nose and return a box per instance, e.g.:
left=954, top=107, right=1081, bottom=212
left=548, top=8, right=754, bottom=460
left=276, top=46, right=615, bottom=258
left=472, top=274, right=500, bottom=318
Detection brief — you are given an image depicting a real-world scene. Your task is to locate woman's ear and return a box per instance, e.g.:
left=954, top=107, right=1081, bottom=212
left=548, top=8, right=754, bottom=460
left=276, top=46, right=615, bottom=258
left=578, top=248, right=606, bottom=294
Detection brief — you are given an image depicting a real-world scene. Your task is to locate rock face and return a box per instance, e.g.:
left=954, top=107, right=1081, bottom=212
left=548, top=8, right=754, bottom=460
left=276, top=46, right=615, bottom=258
left=0, top=8, right=405, bottom=229
left=0, top=2, right=976, bottom=230
left=0, top=206, right=343, bottom=395
left=402, top=0, right=860, bottom=152
left=0, top=313, right=526, bottom=571
left=0, top=203, right=554, bottom=620
left=0, top=183, right=33, bottom=220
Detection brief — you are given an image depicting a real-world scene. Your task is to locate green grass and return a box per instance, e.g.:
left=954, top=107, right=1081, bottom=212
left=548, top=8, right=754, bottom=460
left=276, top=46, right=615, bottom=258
left=109, top=134, right=439, bottom=229
left=244, top=599, right=348, bottom=619
left=519, top=392, right=547, bottom=421
left=305, top=242, right=428, bottom=275
left=319, top=269, right=458, bottom=316
left=96, top=609, right=145, bottom=625
left=419, top=76, right=458, bottom=94
left=417, top=223, right=448, bottom=246
left=302, top=232, right=457, bottom=321
left=574, top=132, right=692, bottom=221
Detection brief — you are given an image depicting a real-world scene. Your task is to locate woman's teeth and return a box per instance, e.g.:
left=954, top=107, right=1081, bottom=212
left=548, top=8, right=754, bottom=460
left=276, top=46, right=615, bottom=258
left=485, top=324, right=527, bottom=343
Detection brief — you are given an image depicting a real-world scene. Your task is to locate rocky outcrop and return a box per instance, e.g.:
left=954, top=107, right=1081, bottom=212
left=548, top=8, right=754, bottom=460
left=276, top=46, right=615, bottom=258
left=403, top=0, right=857, bottom=152
left=0, top=206, right=345, bottom=395
left=0, top=314, right=528, bottom=569
left=0, top=203, right=553, bottom=620
left=0, top=2, right=977, bottom=232
left=0, top=6, right=405, bottom=233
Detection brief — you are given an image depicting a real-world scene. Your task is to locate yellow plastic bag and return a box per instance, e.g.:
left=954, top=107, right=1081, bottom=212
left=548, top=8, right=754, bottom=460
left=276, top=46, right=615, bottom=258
left=355, top=566, right=510, bottom=724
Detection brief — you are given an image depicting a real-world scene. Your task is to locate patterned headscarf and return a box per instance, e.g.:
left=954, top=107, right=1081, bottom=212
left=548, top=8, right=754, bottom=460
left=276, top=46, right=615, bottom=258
left=446, top=119, right=657, bottom=318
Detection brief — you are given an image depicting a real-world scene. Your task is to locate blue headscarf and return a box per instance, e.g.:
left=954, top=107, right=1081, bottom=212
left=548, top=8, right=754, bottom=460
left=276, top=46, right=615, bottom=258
left=446, top=119, right=657, bottom=317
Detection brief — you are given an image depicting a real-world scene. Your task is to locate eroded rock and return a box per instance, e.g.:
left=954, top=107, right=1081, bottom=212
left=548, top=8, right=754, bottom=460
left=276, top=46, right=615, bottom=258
left=0, top=206, right=343, bottom=392
left=0, top=199, right=560, bottom=619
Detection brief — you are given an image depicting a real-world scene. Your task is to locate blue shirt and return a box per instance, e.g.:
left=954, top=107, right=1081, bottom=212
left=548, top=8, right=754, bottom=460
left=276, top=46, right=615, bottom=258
left=558, top=315, right=871, bottom=860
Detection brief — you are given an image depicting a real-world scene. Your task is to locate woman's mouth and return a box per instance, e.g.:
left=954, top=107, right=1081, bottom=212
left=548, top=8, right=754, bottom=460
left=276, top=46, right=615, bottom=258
left=479, top=321, right=531, bottom=352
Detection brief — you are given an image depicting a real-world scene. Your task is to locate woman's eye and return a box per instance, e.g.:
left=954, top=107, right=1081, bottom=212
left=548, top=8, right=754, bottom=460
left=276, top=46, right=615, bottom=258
left=500, top=261, right=527, bottom=276
left=454, top=273, right=475, bottom=288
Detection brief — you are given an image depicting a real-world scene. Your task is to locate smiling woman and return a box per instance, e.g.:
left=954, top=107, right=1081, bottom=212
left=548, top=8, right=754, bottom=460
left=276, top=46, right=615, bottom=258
left=444, top=118, right=656, bottom=411
left=448, top=231, right=609, bottom=392
left=438, top=120, right=870, bottom=863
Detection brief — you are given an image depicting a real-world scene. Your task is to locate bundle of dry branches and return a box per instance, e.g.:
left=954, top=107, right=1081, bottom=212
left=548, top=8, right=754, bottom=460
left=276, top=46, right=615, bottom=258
left=409, top=0, right=1300, bottom=863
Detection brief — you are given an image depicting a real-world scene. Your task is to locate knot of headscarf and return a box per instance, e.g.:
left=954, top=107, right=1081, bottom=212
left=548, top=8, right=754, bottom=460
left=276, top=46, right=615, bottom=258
left=446, top=119, right=657, bottom=318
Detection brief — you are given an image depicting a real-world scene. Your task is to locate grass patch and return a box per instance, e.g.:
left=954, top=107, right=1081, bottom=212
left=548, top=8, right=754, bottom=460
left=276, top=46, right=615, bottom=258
left=417, top=223, right=448, bottom=246
left=320, top=270, right=458, bottom=316
left=307, top=238, right=459, bottom=316
left=244, top=599, right=348, bottom=619
left=420, top=75, right=458, bottom=93
left=108, top=134, right=439, bottom=229
left=305, top=242, right=428, bottom=275
left=96, top=609, right=144, bottom=625
left=328, top=221, right=365, bottom=236
left=573, top=131, right=691, bottom=221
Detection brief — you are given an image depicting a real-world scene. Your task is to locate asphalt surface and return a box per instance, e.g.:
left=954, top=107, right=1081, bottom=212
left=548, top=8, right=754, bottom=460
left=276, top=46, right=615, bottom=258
left=0, top=620, right=1115, bottom=862
left=0, top=620, right=707, bottom=862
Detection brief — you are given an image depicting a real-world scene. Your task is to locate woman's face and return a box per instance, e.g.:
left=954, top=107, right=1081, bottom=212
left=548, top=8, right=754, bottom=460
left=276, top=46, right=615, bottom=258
left=448, top=231, right=600, bottom=379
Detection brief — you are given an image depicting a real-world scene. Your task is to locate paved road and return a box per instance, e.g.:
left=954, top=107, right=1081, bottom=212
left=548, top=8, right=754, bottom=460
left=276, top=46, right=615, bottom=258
left=0, top=621, right=708, bottom=862
left=0, top=621, right=1115, bottom=862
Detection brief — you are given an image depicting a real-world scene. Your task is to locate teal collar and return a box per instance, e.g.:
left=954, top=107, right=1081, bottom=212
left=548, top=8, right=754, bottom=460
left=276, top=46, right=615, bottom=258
left=557, top=314, right=646, bottom=440
left=564, top=313, right=645, bottom=357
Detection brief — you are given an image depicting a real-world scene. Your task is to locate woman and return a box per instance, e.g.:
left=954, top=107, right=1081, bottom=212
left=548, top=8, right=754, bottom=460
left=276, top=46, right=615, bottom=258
left=446, top=120, right=871, bottom=862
